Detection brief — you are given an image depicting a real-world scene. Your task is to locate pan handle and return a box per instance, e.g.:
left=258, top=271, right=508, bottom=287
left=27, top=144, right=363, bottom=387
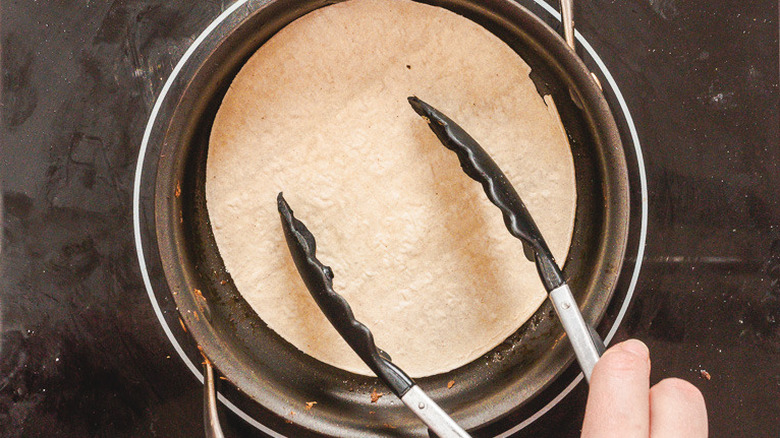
left=559, top=1, right=604, bottom=93
left=560, top=0, right=575, bottom=49
left=204, top=360, right=226, bottom=438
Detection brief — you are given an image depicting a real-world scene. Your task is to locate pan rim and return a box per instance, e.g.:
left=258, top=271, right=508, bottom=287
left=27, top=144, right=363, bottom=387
left=131, top=0, right=648, bottom=436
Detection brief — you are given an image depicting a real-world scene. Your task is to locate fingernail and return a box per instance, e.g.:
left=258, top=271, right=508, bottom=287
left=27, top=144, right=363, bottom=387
left=615, top=339, right=649, bottom=360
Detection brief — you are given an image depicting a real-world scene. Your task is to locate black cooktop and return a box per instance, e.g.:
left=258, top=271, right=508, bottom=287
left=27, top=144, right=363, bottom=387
left=1, top=0, right=778, bottom=437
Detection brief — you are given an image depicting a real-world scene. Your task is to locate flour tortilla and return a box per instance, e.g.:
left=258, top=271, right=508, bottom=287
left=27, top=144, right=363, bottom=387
left=206, top=0, right=576, bottom=377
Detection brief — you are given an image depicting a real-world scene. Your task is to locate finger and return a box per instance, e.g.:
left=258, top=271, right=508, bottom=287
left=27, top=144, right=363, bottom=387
left=650, top=378, right=708, bottom=438
left=581, top=339, right=651, bottom=438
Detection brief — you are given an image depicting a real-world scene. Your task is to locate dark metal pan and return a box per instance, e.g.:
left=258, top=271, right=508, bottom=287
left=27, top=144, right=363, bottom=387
left=150, top=0, right=629, bottom=436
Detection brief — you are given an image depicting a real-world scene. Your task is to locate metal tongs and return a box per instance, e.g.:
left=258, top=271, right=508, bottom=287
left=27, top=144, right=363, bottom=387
left=277, top=194, right=471, bottom=438
left=407, top=96, right=605, bottom=381
left=277, top=95, right=605, bottom=435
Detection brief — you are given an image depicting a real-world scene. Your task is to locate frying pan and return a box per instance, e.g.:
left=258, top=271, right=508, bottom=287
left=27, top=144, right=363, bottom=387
left=149, top=0, right=630, bottom=436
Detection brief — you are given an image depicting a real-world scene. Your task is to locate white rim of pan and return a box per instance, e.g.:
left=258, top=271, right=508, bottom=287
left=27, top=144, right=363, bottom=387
left=131, top=1, right=649, bottom=436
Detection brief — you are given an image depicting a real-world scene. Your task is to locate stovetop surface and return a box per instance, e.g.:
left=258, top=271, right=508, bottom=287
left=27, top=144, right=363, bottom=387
left=1, top=0, right=778, bottom=437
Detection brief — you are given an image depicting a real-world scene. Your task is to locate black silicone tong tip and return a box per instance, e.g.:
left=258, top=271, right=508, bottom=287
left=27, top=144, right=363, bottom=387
left=408, top=96, right=564, bottom=291
left=277, top=193, right=413, bottom=396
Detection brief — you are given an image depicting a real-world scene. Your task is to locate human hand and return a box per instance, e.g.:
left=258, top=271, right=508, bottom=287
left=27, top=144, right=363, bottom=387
left=581, top=339, right=708, bottom=437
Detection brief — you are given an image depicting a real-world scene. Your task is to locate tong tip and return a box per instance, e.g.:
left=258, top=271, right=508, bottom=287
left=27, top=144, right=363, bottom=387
left=407, top=95, right=440, bottom=123
left=277, top=192, right=318, bottom=260
left=407, top=95, right=426, bottom=117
